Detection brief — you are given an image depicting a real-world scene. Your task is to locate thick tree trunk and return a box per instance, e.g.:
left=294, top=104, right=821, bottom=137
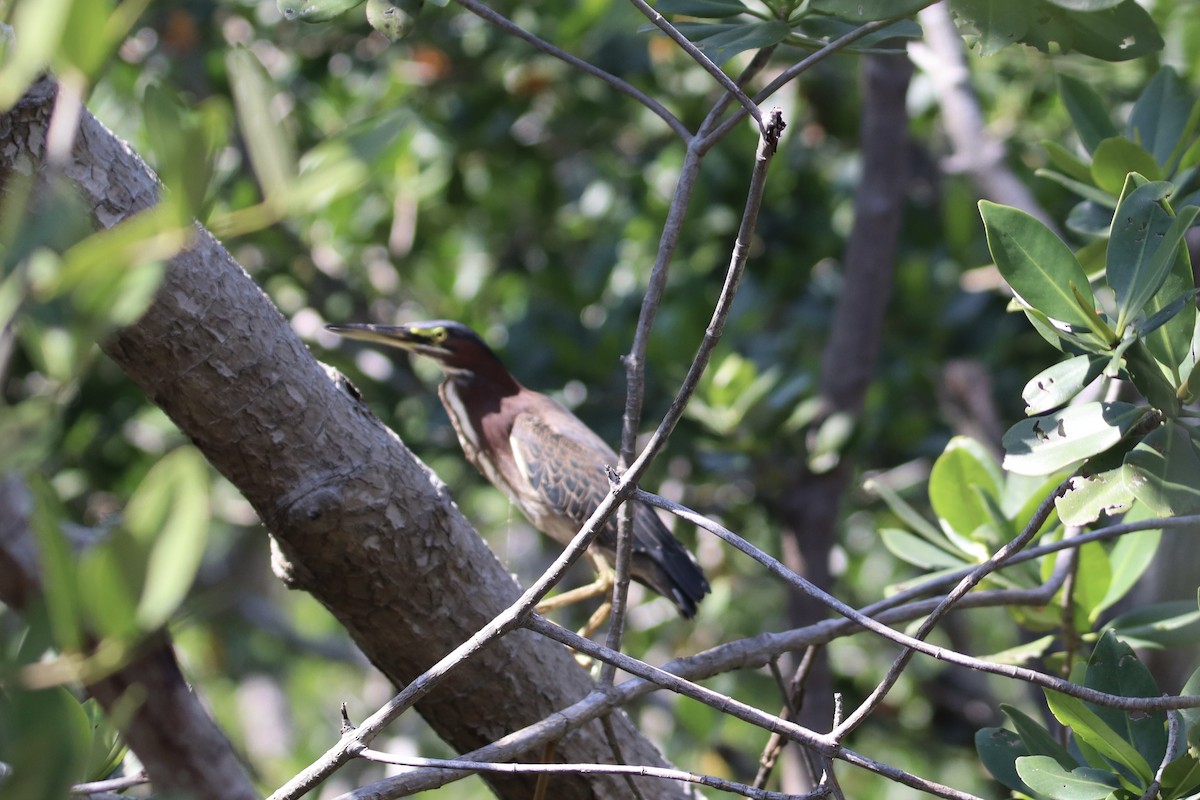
left=776, top=51, right=914, bottom=790
left=0, top=77, right=686, bottom=800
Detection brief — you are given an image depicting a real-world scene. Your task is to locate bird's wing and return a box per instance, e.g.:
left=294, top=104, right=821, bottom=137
left=509, top=411, right=618, bottom=540
left=510, top=410, right=710, bottom=616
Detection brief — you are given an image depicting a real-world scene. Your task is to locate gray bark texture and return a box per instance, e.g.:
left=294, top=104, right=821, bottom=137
left=0, top=77, right=686, bottom=800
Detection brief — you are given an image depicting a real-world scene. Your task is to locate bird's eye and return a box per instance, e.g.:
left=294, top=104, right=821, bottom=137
left=431, top=327, right=448, bottom=344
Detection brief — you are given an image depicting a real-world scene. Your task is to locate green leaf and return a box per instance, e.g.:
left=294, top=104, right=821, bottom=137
left=1104, top=600, right=1200, bottom=650
left=1004, top=703, right=1079, bottom=768
left=1139, top=239, right=1197, bottom=376
left=1045, top=690, right=1154, bottom=783
left=668, top=21, right=791, bottom=62
left=1106, top=178, right=1184, bottom=333
left=1123, top=421, right=1200, bottom=516
left=0, top=397, right=61, bottom=472
left=982, top=635, right=1056, bottom=666
left=1128, top=67, right=1195, bottom=169
left=1060, top=73, right=1120, bottom=153
left=226, top=48, right=296, bottom=203
left=809, top=0, right=927, bottom=21
left=277, top=0, right=366, bottom=22
left=1023, top=355, right=1106, bottom=415
left=1093, top=503, right=1160, bottom=617
left=1066, top=200, right=1119, bottom=237
left=0, top=686, right=92, bottom=797
left=1092, top=139, right=1162, bottom=195
left=1085, top=631, right=1166, bottom=769
left=656, top=0, right=749, bottom=17
left=929, top=436, right=1003, bottom=540
left=950, top=0, right=1034, bottom=57
left=29, top=479, right=84, bottom=653
left=980, top=201, right=1100, bottom=331
left=1043, top=140, right=1099, bottom=184
left=1016, top=755, right=1120, bottom=800
left=1003, top=401, right=1143, bottom=476
left=1044, top=0, right=1125, bottom=9
left=1072, top=541, right=1113, bottom=628
left=976, top=727, right=1035, bottom=795
left=865, top=478, right=945, bottom=542
left=366, top=0, right=423, bottom=40
left=1181, top=660, right=1200, bottom=733
left=1140, top=287, right=1200, bottom=339
left=1053, top=0, right=1163, bottom=62
left=1038, top=169, right=1119, bottom=208
left=0, top=0, right=72, bottom=110
left=1056, top=466, right=1133, bottom=526
left=123, top=447, right=211, bottom=630
left=1160, top=750, right=1200, bottom=799
left=880, top=528, right=971, bottom=570
left=78, top=541, right=142, bottom=642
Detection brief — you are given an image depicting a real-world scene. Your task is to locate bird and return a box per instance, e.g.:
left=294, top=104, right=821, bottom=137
left=326, top=320, right=710, bottom=618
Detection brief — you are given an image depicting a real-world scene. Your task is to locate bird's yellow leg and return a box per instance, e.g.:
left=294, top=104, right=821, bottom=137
left=534, top=552, right=615, bottom=613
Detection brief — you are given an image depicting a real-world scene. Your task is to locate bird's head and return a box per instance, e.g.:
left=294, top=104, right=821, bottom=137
left=326, top=320, right=506, bottom=379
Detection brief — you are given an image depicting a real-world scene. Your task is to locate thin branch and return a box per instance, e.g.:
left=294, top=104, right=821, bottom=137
left=1141, top=707, right=1181, bottom=800
left=636, top=488, right=1200, bottom=712
left=454, top=0, right=692, bottom=141
left=526, top=616, right=986, bottom=800
left=702, top=15, right=909, bottom=148
left=354, top=748, right=818, bottom=800
left=628, top=0, right=764, bottom=133
left=71, top=771, right=149, bottom=796
left=623, top=110, right=784, bottom=482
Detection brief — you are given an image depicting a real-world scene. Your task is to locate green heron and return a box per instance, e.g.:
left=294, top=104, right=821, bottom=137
left=327, top=320, right=710, bottom=618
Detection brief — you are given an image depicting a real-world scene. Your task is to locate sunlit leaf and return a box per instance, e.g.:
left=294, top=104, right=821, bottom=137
left=1023, top=355, right=1105, bottom=415
left=929, top=436, right=1002, bottom=541
left=880, top=528, right=970, bottom=570
left=1123, top=421, right=1200, bottom=515
left=123, top=447, right=211, bottom=630
left=1003, top=402, right=1143, bottom=476
left=1091, top=138, right=1161, bottom=194
left=278, top=0, right=366, bottom=22
left=1016, top=755, right=1119, bottom=800
left=226, top=47, right=296, bottom=203
left=1044, top=690, right=1153, bottom=783
left=1104, top=600, right=1200, bottom=650
left=366, top=0, right=423, bottom=41
left=980, top=201, right=1099, bottom=331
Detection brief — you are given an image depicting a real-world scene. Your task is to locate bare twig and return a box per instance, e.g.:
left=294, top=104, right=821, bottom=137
left=1141, top=707, right=1181, bottom=800
left=703, top=15, right=915, bottom=148
left=354, top=748, right=817, bottom=800
left=831, top=482, right=1070, bottom=739
left=454, top=0, right=691, bottom=141
left=628, top=0, right=764, bottom=132
left=526, top=616, right=987, bottom=800
left=71, top=771, right=149, bottom=796
left=636, top=488, right=1200, bottom=712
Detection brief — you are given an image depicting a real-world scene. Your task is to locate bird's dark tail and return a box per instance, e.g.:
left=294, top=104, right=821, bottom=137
left=629, top=505, right=710, bottom=618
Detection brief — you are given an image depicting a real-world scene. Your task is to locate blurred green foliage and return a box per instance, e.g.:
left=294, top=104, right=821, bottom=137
left=1, top=0, right=1199, bottom=798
